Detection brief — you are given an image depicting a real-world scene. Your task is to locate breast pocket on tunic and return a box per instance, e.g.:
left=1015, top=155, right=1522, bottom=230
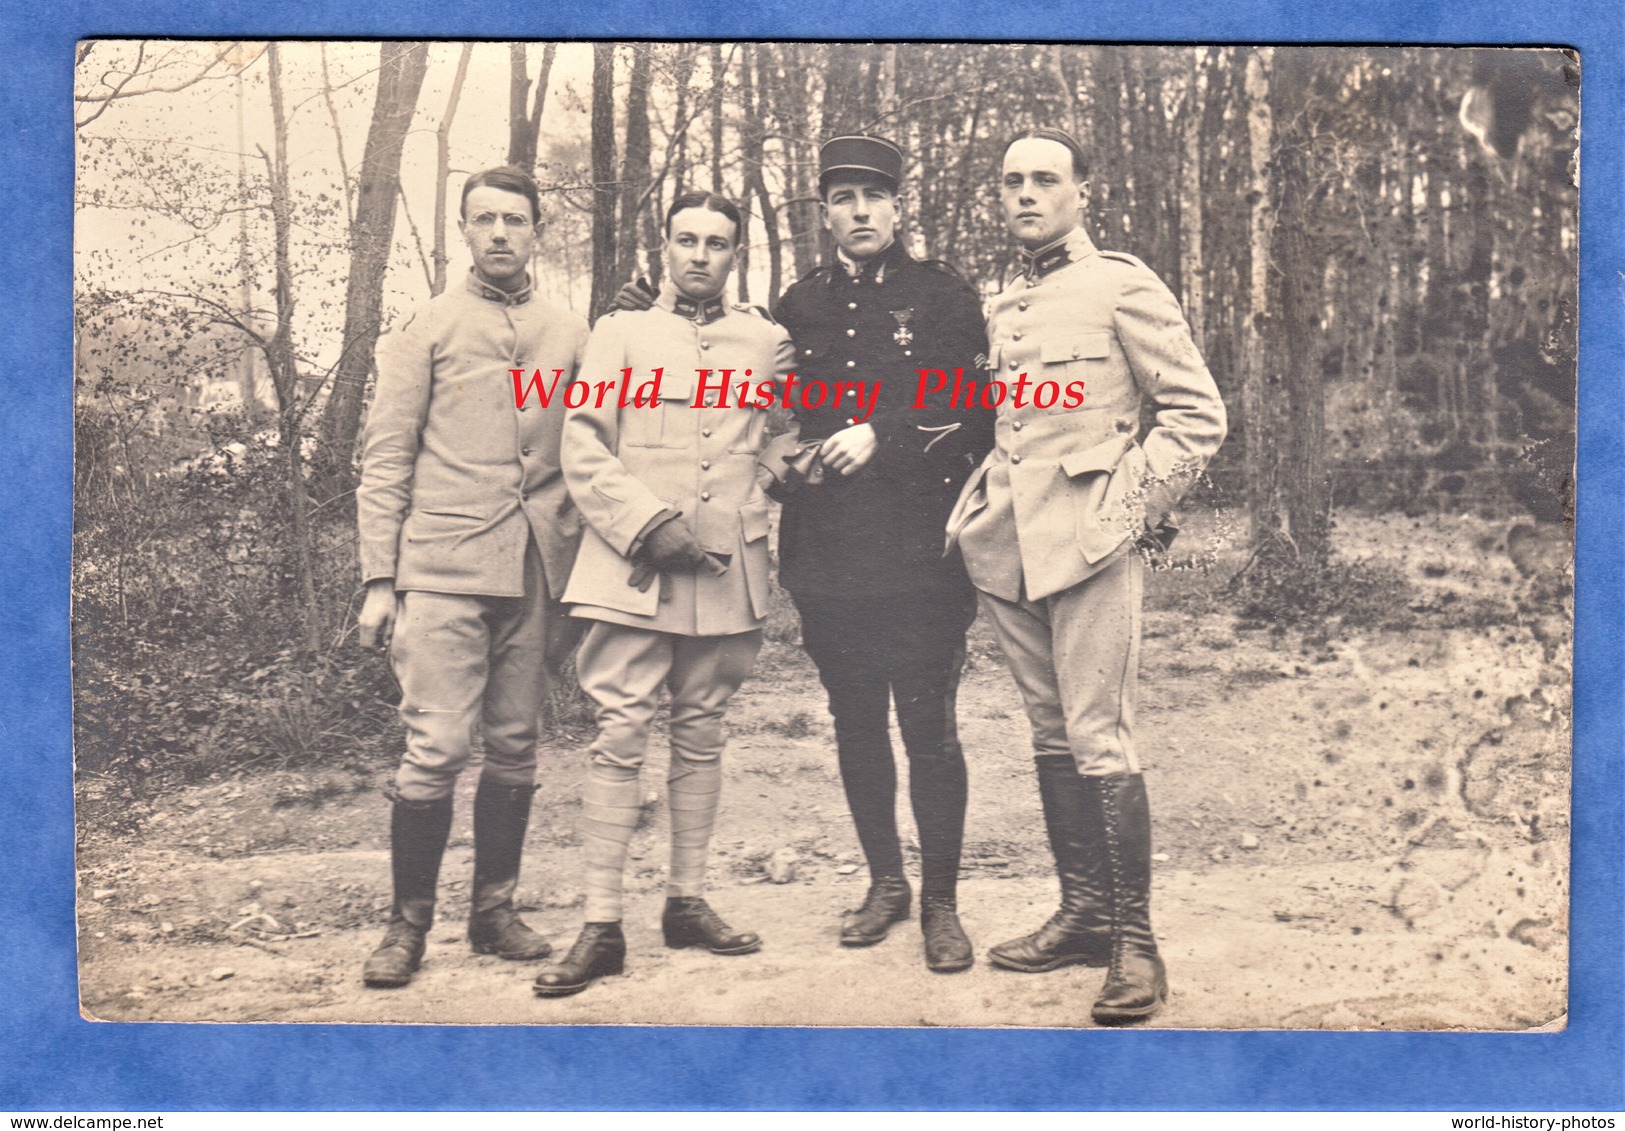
left=624, top=368, right=696, bottom=448
left=1039, top=331, right=1111, bottom=414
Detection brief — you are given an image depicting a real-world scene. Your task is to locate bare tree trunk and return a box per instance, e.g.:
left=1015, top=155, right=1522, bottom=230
left=432, top=44, right=473, bottom=297
left=507, top=43, right=557, bottom=173
left=748, top=45, right=783, bottom=305
left=710, top=44, right=725, bottom=194
left=589, top=43, right=619, bottom=320
left=774, top=44, right=821, bottom=280
left=265, top=44, right=321, bottom=655
left=315, top=41, right=429, bottom=493
left=1241, top=48, right=1280, bottom=542
left=615, top=46, right=652, bottom=292
left=1179, top=48, right=1208, bottom=352
left=1271, top=50, right=1330, bottom=567
left=735, top=45, right=756, bottom=303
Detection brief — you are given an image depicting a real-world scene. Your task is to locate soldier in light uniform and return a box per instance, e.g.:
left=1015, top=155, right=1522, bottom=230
left=772, top=135, right=992, bottom=972
left=533, top=191, right=795, bottom=998
left=356, top=167, right=589, bottom=988
left=946, top=128, right=1227, bottom=1023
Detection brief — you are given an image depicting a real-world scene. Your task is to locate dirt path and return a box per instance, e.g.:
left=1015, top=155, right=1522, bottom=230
left=75, top=514, right=1570, bottom=1030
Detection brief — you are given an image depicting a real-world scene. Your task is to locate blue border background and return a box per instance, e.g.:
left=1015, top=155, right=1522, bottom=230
left=5, top=0, right=1620, bottom=1111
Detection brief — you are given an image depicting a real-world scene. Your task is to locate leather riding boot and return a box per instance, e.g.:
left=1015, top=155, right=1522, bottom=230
left=532, top=922, right=627, bottom=998
left=1086, top=773, right=1168, bottom=1025
left=468, top=779, right=552, bottom=961
left=840, top=876, right=912, bottom=947
left=663, top=896, right=761, bottom=955
left=363, top=795, right=454, bottom=988
left=988, top=755, right=1111, bottom=972
left=919, top=895, right=974, bottom=973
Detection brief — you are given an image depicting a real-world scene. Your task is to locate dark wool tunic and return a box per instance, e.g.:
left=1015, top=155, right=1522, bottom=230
left=773, top=239, right=992, bottom=598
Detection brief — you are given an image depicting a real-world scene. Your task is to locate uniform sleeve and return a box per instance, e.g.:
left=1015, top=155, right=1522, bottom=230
left=869, top=273, right=993, bottom=471
left=756, top=315, right=803, bottom=487
left=1113, top=263, right=1228, bottom=521
left=356, top=308, right=432, bottom=585
left=562, top=319, right=675, bottom=556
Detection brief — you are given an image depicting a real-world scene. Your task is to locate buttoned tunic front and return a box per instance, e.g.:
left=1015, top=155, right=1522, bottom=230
left=562, top=293, right=796, bottom=637
left=947, top=228, right=1227, bottom=603
left=774, top=239, right=992, bottom=598
left=359, top=273, right=590, bottom=599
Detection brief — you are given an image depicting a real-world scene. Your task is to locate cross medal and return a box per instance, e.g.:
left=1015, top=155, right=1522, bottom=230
left=891, top=308, right=915, bottom=346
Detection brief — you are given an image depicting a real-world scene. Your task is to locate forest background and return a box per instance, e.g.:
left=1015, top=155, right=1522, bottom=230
left=72, top=41, right=1578, bottom=796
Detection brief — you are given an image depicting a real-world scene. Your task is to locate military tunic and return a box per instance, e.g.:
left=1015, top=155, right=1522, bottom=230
left=562, top=293, right=796, bottom=637
left=774, top=238, right=992, bottom=598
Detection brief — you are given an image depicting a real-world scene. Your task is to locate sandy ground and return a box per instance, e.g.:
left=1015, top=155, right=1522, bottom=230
left=74, top=512, right=1572, bottom=1030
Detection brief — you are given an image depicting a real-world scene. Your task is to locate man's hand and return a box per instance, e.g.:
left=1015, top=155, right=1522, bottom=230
left=612, top=277, right=658, bottom=313
left=640, top=517, right=709, bottom=572
left=819, top=423, right=878, bottom=477
left=358, top=579, right=399, bottom=649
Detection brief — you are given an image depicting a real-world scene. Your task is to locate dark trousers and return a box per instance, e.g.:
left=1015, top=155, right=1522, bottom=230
left=791, top=588, right=977, bottom=897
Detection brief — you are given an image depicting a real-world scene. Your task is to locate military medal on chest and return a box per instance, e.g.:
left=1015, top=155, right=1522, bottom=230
left=890, top=308, right=914, bottom=346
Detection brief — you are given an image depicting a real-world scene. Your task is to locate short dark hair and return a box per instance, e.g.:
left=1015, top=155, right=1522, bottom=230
left=1006, top=127, right=1090, bottom=181
left=460, top=166, right=541, bottom=223
left=664, top=191, right=742, bottom=242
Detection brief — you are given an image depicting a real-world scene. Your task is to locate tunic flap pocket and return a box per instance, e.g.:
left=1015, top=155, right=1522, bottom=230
left=1059, top=434, right=1135, bottom=478
left=1040, top=332, right=1111, bottom=365
left=660, top=368, right=695, bottom=403
left=739, top=496, right=773, bottom=543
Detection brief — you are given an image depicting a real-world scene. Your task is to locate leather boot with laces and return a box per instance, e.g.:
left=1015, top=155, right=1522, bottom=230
left=1085, top=773, right=1168, bottom=1025
left=662, top=896, right=762, bottom=955
left=839, top=876, right=912, bottom=947
left=363, top=795, right=453, bottom=988
left=532, top=922, right=627, bottom=997
left=919, top=895, right=973, bottom=973
left=989, top=756, right=1112, bottom=972
left=467, top=780, right=551, bottom=960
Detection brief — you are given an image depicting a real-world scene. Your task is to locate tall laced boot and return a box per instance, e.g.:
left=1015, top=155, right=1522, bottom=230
left=988, top=755, right=1112, bottom=972
left=362, top=795, right=453, bottom=988
left=1085, top=773, right=1168, bottom=1025
left=467, top=779, right=552, bottom=960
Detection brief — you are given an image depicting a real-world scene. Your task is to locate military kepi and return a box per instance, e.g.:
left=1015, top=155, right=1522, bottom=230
left=819, top=134, right=904, bottom=193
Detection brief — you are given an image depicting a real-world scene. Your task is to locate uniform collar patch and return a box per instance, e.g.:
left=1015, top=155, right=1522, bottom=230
left=1018, top=228, right=1097, bottom=283
left=466, top=270, right=533, bottom=306
left=671, top=294, right=728, bottom=324
left=1020, top=238, right=1072, bottom=282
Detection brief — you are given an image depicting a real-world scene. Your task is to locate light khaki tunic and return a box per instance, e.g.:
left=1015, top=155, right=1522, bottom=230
left=358, top=272, right=590, bottom=599
left=562, top=293, right=796, bottom=637
left=947, top=228, right=1227, bottom=602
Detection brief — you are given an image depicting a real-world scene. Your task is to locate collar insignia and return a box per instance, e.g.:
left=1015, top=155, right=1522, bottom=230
left=673, top=295, right=727, bottom=324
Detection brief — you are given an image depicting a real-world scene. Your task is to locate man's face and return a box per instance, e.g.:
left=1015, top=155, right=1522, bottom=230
left=663, top=207, right=738, bottom=301
left=820, top=176, right=899, bottom=262
left=1001, top=138, right=1089, bottom=250
left=459, top=185, right=539, bottom=289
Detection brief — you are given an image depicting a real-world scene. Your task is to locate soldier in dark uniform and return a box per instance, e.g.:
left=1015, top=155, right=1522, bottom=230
left=773, top=136, right=992, bottom=973
left=612, top=136, right=991, bottom=973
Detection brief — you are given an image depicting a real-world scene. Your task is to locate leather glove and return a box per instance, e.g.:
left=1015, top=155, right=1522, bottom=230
left=640, top=517, right=709, bottom=572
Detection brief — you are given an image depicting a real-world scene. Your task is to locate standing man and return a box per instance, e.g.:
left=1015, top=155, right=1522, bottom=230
left=772, top=136, right=992, bottom=972
left=356, top=167, right=590, bottom=988
left=532, top=192, right=795, bottom=998
left=947, top=128, right=1226, bottom=1023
